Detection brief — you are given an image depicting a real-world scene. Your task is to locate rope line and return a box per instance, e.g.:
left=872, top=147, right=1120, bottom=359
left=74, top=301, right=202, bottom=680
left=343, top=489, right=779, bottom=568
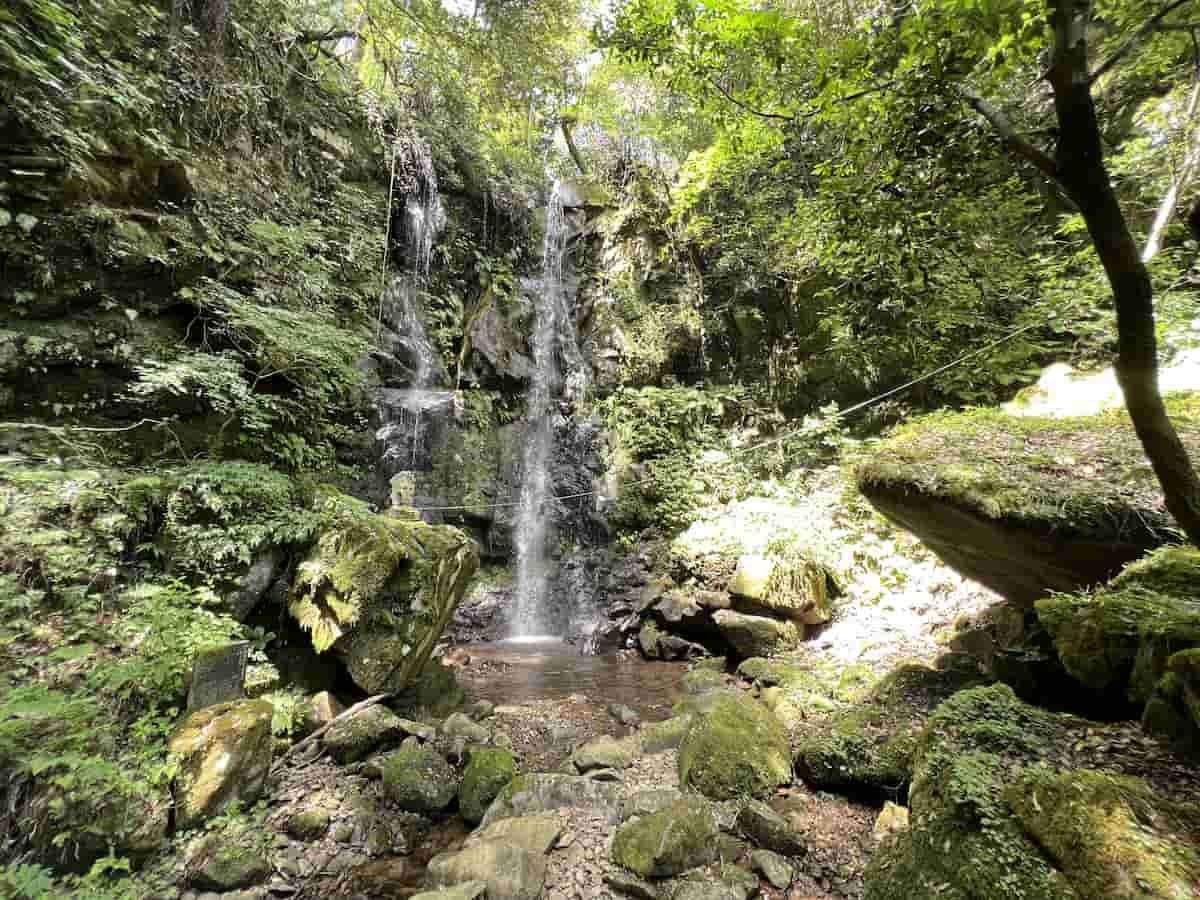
left=406, top=321, right=1041, bottom=513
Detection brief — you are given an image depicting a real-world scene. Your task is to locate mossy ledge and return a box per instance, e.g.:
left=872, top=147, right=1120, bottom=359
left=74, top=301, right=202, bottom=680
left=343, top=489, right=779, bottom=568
left=856, top=396, right=1200, bottom=604
left=864, top=683, right=1200, bottom=900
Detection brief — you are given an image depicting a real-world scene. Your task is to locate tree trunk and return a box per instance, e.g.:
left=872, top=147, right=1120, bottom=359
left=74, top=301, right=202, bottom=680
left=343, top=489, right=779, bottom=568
left=1047, top=0, right=1200, bottom=545
left=1143, top=77, right=1200, bottom=261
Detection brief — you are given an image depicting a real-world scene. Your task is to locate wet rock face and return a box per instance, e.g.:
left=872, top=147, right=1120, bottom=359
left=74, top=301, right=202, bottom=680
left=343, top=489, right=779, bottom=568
left=168, top=699, right=274, bottom=829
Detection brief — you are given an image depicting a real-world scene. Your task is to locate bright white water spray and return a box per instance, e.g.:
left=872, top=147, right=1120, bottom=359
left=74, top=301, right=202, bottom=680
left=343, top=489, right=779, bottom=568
left=510, top=182, right=573, bottom=638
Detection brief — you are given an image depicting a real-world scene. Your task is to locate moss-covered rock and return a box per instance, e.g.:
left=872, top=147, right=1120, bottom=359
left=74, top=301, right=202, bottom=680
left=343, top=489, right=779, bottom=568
left=794, top=660, right=986, bottom=792
left=669, top=863, right=759, bottom=900
left=728, top=552, right=832, bottom=625
left=187, top=830, right=272, bottom=891
left=681, top=667, right=727, bottom=695
left=1036, top=547, right=1200, bottom=705
left=382, top=746, right=460, bottom=812
left=290, top=490, right=478, bottom=693
left=572, top=735, right=639, bottom=772
left=640, top=715, right=693, bottom=753
left=864, top=683, right=1200, bottom=900
left=322, top=704, right=409, bottom=763
left=677, top=692, right=791, bottom=800
left=168, top=699, right=273, bottom=829
left=611, top=796, right=719, bottom=877
left=711, top=609, right=799, bottom=658
left=857, top=398, right=1200, bottom=604
left=459, top=746, right=518, bottom=825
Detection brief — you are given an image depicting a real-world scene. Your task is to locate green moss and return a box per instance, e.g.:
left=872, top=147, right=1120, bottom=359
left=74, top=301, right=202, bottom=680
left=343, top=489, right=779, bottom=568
left=794, top=660, right=985, bottom=791
left=1036, top=547, right=1200, bottom=703
left=459, top=747, right=518, bottom=824
left=381, top=747, right=459, bottom=812
left=856, top=395, right=1200, bottom=541
left=677, top=692, right=791, bottom=800
left=610, top=797, right=718, bottom=877
left=1005, top=768, right=1200, bottom=899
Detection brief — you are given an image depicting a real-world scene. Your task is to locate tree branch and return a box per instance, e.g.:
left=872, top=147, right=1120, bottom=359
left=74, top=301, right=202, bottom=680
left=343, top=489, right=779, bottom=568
left=1090, top=0, right=1196, bottom=83
left=290, top=29, right=359, bottom=44
left=959, top=87, right=1059, bottom=179
left=707, top=77, right=794, bottom=122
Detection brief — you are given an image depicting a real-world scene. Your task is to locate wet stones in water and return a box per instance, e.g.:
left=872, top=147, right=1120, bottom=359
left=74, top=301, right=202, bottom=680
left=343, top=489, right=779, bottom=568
left=610, top=797, right=719, bottom=877
left=382, top=747, right=460, bottom=812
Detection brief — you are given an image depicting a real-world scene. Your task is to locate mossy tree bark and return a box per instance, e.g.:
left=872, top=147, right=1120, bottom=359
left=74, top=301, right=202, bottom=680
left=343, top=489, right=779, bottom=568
left=969, top=0, right=1200, bottom=546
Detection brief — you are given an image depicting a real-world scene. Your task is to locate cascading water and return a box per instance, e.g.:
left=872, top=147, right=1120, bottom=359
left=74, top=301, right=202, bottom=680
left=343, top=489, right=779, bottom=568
left=510, top=183, right=574, bottom=638
left=374, top=140, right=450, bottom=503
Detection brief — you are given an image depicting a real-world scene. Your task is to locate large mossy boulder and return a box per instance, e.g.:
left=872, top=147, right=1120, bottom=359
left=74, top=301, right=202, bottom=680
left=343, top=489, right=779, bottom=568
left=382, top=746, right=460, bottom=812
left=677, top=692, right=791, bottom=800
left=794, top=658, right=986, bottom=791
left=168, top=699, right=273, bottom=829
left=611, top=797, right=719, bottom=877
left=459, top=747, right=518, bottom=825
left=1036, top=547, right=1200, bottom=706
left=711, top=609, right=800, bottom=658
left=727, top=552, right=833, bottom=625
left=864, top=684, right=1200, bottom=900
left=289, top=490, right=479, bottom=695
left=856, top=398, right=1200, bottom=604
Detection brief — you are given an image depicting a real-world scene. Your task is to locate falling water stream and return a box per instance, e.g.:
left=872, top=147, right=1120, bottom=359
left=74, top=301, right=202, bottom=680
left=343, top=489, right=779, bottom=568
left=510, top=183, right=572, bottom=638
left=375, top=144, right=449, bottom=489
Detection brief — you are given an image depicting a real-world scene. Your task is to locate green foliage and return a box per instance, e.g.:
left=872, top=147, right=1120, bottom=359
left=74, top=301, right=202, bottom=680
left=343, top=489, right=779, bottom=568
left=162, top=461, right=318, bottom=580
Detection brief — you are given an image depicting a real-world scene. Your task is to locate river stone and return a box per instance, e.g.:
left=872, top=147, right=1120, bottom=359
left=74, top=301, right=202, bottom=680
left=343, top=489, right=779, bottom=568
left=572, top=735, right=637, bottom=772
left=323, top=704, right=408, bottom=763
left=187, top=831, right=272, bottom=891
left=620, top=789, right=684, bottom=822
left=640, top=715, right=692, bottom=753
left=168, top=699, right=273, bottom=829
left=410, top=883, right=488, bottom=900
left=459, top=746, right=517, bottom=824
left=480, top=773, right=625, bottom=826
left=677, top=692, right=792, bottom=800
left=670, top=864, right=759, bottom=900
left=873, top=801, right=910, bottom=842
left=469, top=812, right=562, bottom=854
left=310, top=691, right=343, bottom=727
left=427, top=841, right=546, bottom=900
left=443, top=711, right=491, bottom=744
left=681, top=667, right=726, bottom=695
left=751, top=849, right=794, bottom=888
left=611, top=796, right=719, bottom=878
left=712, top=609, right=800, bottom=657
left=603, top=870, right=660, bottom=899
left=287, top=805, right=331, bottom=840
left=382, top=747, right=460, bottom=812
left=737, top=800, right=806, bottom=856
left=728, top=553, right=831, bottom=625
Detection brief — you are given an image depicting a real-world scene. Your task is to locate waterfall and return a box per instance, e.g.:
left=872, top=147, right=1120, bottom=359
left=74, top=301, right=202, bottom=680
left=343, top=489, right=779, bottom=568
left=510, top=183, right=573, bottom=638
left=374, top=140, right=449, bottom=500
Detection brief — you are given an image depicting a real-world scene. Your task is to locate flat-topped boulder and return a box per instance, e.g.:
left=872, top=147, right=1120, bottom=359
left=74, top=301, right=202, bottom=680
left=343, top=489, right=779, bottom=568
left=856, top=397, right=1200, bottom=604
